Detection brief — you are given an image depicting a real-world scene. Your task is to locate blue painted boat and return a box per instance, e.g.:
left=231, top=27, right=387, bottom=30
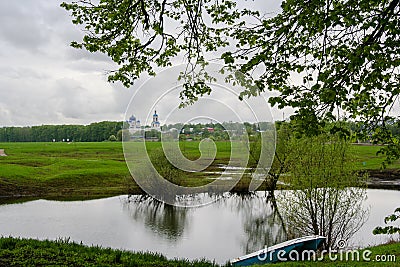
left=231, top=235, right=326, bottom=266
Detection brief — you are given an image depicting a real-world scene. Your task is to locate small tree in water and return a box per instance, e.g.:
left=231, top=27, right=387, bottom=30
left=277, top=134, right=369, bottom=249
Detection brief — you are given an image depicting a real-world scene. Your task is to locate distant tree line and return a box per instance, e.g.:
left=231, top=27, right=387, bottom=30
left=0, top=121, right=123, bottom=142
left=1, top=119, right=398, bottom=143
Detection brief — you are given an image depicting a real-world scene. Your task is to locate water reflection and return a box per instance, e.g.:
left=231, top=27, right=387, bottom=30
left=122, top=195, right=189, bottom=241
left=220, top=192, right=287, bottom=253
left=121, top=192, right=287, bottom=254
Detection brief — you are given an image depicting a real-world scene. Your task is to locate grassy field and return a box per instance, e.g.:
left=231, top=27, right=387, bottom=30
left=351, top=144, right=400, bottom=170
left=0, top=142, right=399, bottom=200
left=0, top=237, right=398, bottom=266
left=0, top=142, right=133, bottom=200
left=0, top=141, right=237, bottom=200
left=0, top=237, right=220, bottom=267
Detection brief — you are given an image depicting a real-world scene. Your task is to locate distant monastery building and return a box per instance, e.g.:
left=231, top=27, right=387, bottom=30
left=151, top=110, right=160, bottom=128
left=128, top=115, right=141, bottom=134
left=128, top=110, right=161, bottom=134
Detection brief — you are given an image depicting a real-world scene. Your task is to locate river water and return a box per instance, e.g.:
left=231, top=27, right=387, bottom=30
left=0, top=189, right=398, bottom=264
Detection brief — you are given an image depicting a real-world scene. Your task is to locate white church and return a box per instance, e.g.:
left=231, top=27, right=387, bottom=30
left=128, top=110, right=161, bottom=134
left=127, top=115, right=141, bottom=133
left=151, top=110, right=160, bottom=128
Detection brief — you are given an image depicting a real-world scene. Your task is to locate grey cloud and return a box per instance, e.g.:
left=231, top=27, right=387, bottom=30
left=0, top=66, right=49, bottom=80
left=51, top=76, right=132, bottom=122
left=66, top=47, right=112, bottom=63
left=0, top=0, right=82, bottom=55
left=0, top=1, right=50, bottom=53
left=0, top=77, right=59, bottom=126
left=0, top=1, right=288, bottom=127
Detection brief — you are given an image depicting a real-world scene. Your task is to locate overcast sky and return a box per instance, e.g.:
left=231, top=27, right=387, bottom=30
left=0, top=0, right=289, bottom=127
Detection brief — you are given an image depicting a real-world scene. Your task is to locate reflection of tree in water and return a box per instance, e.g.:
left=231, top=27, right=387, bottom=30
left=220, top=192, right=287, bottom=254
left=122, top=195, right=189, bottom=241
left=122, top=192, right=287, bottom=253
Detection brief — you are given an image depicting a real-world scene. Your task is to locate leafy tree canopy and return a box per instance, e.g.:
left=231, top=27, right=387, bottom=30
left=61, top=0, right=400, bottom=159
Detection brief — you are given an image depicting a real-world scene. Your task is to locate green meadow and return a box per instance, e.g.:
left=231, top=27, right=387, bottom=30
left=0, top=142, right=132, bottom=200
left=0, top=141, right=234, bottom=200
left=351, top=144, right=400, bottom=170
left=0, top=142, right=399, bottom=200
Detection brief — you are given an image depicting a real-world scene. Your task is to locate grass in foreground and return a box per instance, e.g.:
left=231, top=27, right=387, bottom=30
left=0, top=237, right=398, bottom=266
left=0, top=237, right=222, bottom=267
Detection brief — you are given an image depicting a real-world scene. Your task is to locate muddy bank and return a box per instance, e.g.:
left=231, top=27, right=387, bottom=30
left=366, top=169, right=400, bottom=190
